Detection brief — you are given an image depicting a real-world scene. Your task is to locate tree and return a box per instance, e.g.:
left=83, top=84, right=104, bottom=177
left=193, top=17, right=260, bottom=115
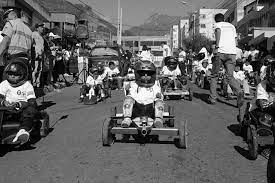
left=182, top=34, right=214, bottom=53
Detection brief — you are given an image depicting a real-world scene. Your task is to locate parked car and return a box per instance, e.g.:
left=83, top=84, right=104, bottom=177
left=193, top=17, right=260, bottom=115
left=88, top=46, right=128, bottom=74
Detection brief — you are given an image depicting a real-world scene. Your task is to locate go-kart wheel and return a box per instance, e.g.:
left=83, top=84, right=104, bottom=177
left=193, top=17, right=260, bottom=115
left=40, top=111, right=50, bottom=137
left=247, top=125, right=258, bottom=160
left=102, top=118, right=114, bottom=146
left=188, top=88, right=193, bottom=101
left=107, top=87, right=112, bottom=98
left=168, top=106, right=175, bottom=127
left=267, top=148, right=275, bottom=183
left=177, top=120, right=187, bottom=149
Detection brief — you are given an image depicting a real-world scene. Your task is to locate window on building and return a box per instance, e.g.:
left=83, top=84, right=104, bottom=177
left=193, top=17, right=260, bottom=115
left=201, top=24, right=206, bottom=28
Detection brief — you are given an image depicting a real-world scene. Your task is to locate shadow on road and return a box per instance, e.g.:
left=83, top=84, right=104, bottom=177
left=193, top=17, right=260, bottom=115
left=38, top=101, right=56, bottom=111
left=114, top=138, right=176, bottom=146
left=50, top=115, right=69, bottom=129
left=0, top=144, right=37, bottom=157
left=192, top=92, right=210, bottom=104
left=234, top=146, right=252, bottom=160
left=217, top=98, right=237, bottom=108
left=227, top=124, right=241, bottom=137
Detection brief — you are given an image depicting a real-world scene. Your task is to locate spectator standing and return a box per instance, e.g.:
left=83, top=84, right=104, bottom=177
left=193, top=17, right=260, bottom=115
left=248, top=45, right=259, bottom=72
left=0, top=8, right=32, bottom=63
left=208, top=13, right=244, bottom=106
left=236, top=46, right=243, bottom=63
left=31, top=23, right=44, bottom=88
left=0, top=31, right=4, bottom=81
left=161, top=42, right=171, bottom=58
left=139, top=45, right=152, bottom=62
left=178, top=47, right=186, bottom=74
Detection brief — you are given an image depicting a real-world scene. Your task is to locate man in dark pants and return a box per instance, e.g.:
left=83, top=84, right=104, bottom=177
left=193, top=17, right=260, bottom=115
left=208, top=13, right=244, bottom=107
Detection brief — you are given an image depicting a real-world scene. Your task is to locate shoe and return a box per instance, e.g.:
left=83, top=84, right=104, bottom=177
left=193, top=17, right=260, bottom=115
left=207, top=97, right=216, bottom=105
left=12, top=129, right=30, bottom=144
left=237, top=91, right=244, bottom=107
left=154, top=118, right=163, bottom=128
left=121, top=117, right=131, bottom=128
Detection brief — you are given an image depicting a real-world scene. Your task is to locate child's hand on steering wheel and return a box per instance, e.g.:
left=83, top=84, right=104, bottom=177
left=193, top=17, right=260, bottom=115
left=2, top=100, right=13, bottom=107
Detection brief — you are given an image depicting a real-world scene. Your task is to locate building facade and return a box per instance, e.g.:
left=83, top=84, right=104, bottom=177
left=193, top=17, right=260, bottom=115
left=216, top=0, right=255, bottom=26
left=0, top=0, right=51, bottom=27
left=189, top=8, right=227, bottom=40
left=236, top=0, right=275, bottom=49
left=171, top=25, right=179, bottom=50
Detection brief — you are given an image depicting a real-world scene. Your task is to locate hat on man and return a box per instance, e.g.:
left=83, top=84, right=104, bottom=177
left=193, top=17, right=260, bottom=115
left=3, top=7, right=21, bottom=19
left=35, top=23, right=44, bottom=29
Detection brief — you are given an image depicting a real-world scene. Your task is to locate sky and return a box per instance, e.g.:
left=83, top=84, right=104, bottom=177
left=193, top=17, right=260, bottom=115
left=68, top=0, right=222, bottom=28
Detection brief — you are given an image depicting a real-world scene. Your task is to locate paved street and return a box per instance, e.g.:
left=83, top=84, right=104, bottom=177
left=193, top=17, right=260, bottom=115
left=0, top=84, right=269, bottom=183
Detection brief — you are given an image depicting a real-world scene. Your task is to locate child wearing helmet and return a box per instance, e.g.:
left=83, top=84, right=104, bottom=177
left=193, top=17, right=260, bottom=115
left=121, top=60, right=164, bottom=128
left=105, top=62, right=121, bottom=90
left=0, top=58, right=37, bottom=145
left=255, top=62, right=275, bottom=113
left=161, top=56, right=187, bottom=89
left=161, top=56, right=181, bottom=76
left=80, top=67, right=99, bottom=101
left=94, top=63, right=108, bottom=98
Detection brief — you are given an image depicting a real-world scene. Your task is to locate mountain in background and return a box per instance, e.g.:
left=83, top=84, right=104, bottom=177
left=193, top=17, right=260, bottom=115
left=124, top=13, right=186, bottom=36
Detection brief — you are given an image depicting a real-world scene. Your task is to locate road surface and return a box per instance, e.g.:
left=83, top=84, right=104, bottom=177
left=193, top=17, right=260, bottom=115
left=0, top=85, right=269, bottom=183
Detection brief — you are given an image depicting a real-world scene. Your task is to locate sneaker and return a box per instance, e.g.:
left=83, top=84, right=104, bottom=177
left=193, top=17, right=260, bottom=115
left=237, top=91, right=244, bottom=107
left=121, top=117, right=131, bottom=128
left=12, top=129, right=29, bottom=144
left=154, top=118, right=163, bottom=128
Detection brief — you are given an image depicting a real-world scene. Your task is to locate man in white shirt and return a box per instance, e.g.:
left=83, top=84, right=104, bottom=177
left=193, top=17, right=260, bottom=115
left=0, top=31, right=4, bottom=81
left=105, top=62, right=121, bottom=89
left=243, top=60, right=253, bottom=74
left=178, top=47, right=187, bottom=74
left=208, top=13, right=243, bottom=107
left=161, top=42, right=171, bottom=58
left=32, top=23, right=44, bottom=88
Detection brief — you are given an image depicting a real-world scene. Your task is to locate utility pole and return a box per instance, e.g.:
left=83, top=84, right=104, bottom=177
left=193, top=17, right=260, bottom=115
left=117, top=0, right=121, bottom=45
left=120, top=8, right=122, bottom=46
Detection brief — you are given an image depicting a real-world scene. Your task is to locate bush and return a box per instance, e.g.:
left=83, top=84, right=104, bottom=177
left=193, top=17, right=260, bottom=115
left=182, top=34, right=214, bottom=53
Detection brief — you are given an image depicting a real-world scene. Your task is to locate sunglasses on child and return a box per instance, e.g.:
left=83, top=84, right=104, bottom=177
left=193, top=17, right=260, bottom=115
left=137, top=70, right=155, bottom=76
left=6, top=71, right=22, bottom=76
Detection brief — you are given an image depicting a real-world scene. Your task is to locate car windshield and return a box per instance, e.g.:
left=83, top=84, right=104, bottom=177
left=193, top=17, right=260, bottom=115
left=91, top=48, right=119, bottom=56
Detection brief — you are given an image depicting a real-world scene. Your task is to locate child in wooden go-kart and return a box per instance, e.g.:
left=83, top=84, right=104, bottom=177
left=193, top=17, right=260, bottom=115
left=121, top=60, right=164, bottom=128
left=250, top=61, right=275, bottom=119
left=0, top=58, right=37, bottom=145
left=160, top=56, right=187, bottom=91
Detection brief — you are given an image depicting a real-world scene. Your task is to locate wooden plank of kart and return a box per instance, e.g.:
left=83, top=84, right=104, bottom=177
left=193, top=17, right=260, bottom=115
left=102, top=106, right=188, bottom=149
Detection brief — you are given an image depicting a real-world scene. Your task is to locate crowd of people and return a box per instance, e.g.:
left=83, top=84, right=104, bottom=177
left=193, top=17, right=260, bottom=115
left=0, top=8, right=275, bottom=154
left=0, top=8, right=87, bottom=144
left=0, top=8, right=85, bottom=89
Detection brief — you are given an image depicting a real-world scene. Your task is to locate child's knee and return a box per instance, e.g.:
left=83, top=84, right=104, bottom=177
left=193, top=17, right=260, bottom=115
left=22, top=106, right=38, bottom=118
left=123, top=97, right=134, bottom=108
left=155, top=100, right=164, bottom=109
